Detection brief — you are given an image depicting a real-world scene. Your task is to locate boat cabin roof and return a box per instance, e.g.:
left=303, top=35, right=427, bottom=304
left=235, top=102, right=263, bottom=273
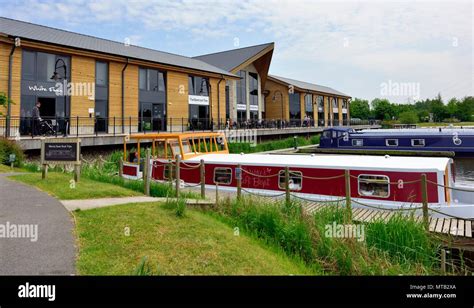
left=186, top=153, right=451, bottom=172
left=358, top=128, right=474, bottom=136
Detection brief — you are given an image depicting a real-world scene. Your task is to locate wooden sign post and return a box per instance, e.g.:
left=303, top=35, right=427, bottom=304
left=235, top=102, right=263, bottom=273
left=40, top=138, right=81, bottom=181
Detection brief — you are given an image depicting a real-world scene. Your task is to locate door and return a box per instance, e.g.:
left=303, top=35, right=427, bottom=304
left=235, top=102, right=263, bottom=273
left=95, top=99, right=108, bottom=133
left=140, top=103, right=152, bottom=132
left=152, top=104, right=165, bottom=131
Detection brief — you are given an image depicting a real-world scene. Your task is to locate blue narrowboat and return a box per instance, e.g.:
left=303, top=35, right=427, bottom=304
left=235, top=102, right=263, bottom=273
left=320, top=127, right=474, bottom=155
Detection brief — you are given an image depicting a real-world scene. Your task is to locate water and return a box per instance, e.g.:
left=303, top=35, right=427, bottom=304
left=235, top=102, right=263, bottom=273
left=454, top=158, right=474, bottom=185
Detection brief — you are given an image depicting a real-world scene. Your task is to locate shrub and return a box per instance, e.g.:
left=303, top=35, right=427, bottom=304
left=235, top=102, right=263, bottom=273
left=0, top=138, right=24, bottom=167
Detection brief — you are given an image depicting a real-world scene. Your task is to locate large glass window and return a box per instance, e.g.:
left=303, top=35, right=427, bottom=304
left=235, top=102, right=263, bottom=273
left=96, top=61, right=108, bottom=86
left=139, top=68, right=147, bottom=90
left=305, top=94, right=313, bottom=117
left=317, top=96, right=325, bottom=126
left=236, top=70, right=246, bottom=106
left=139, top=68, right=166, bottom=92
left=37, top=52, right=56, bottom=82
left=289, top=92, right=301, bottom=123
left=188, top=76, right=209, bottom=96
left=249, top=72, right=258, bottom=106
left=22, top=50, right=36, bottom=80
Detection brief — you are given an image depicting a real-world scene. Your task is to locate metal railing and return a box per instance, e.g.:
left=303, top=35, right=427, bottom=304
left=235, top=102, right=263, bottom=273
left=0, top=116, right=381, bottom=138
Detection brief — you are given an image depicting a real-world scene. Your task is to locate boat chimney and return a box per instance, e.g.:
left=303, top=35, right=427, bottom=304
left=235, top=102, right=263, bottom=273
left=384, top=155, right=390, bottom=159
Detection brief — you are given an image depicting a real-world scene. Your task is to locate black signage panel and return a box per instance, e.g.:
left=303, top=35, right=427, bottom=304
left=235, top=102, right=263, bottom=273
left=44, top=142, right=78, bottom=161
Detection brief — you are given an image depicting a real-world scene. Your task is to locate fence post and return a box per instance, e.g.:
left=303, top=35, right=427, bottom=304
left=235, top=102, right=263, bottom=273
left=441, top=249, right=446, bottom=274
left=113, top=117, right=116, bottom=136
left=420, top=174, right=429, bottom=230
left=285, top=166, right=290, bottom=205
left=144, top=149, right=151, bottom=196
left=237, top=163, right=242, bottom=200
left=74, top=163, right=81, bottom=183
left=345, top=170, right=352, bottom=223
left=129, top=116, right=132, bottom=134
left=200, top=159, right=205, bottom=199
left=119, top=157, right=123, bottom=178
left=76, top=116, right=79, bottom=137
left=215, top=182, right=219, bottom=204
left=175, top=154, right=181, bottom=198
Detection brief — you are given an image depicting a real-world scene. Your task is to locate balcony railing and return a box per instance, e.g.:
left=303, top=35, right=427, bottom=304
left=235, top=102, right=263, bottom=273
left=0, top=116, right=380, bottom=138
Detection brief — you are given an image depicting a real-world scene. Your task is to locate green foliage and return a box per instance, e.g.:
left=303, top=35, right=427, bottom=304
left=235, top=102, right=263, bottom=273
left=228, top=135, right=319, bottom=154
left=0, top=92, right=14, bottom=116
left=371, top=98, right=395, bottom=120
left=133, top=256, right=155, bottom=276
left=349, top=98, right=371, bottom=120
left=398, top=111, right=419, bottom=124
left=209, top=197, right=441, bottom=275
left=0, top=137, right=24, bottom=167
left=366, top=215, right=439, bottom=267
left=164, top=197, right=187, bottom=218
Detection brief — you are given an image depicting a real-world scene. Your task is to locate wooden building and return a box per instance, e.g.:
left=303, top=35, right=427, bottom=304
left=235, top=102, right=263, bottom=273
left=0, top=17, right=351, bottom=140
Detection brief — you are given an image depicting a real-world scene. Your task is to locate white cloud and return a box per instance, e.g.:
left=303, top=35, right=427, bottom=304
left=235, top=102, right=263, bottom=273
left=1, top=0, right=472, bottom=101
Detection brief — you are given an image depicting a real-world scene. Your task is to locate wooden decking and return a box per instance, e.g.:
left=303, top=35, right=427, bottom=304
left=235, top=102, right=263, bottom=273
left=304, top=203, right=473, bottom=238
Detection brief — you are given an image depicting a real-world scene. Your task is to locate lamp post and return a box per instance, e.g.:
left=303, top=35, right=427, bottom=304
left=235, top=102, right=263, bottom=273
left=272, top=90, right=284, bottom=126
left=50, top=59, right=68, bottom=137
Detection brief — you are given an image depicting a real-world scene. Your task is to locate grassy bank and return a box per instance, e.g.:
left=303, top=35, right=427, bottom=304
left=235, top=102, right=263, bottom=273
left=228, top=135, right=319, bottom=154
left=200, top=197, right=441, bottom=275
left=418, top=122, right=474, bottom=127
left=10, top=172, right=142, bottom=200
left=74, top=202, right=315, bottom=275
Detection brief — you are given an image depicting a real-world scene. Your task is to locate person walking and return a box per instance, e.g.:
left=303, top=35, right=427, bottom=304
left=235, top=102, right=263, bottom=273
left=32, top=101, right=42, bottom=136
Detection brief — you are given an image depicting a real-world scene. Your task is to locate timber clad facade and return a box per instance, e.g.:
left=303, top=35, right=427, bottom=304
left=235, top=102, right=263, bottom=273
left=0, top=17, right=351, bottom=139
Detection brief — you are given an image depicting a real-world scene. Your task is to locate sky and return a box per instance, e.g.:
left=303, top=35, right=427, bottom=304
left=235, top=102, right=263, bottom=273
left=1, top=0, right=472, bottom=103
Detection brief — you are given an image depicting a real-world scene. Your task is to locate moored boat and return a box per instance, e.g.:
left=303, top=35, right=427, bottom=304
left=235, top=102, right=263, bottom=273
left=319, top=127, right=474, bottom=156
left=122, top=132, right=474, bottom=219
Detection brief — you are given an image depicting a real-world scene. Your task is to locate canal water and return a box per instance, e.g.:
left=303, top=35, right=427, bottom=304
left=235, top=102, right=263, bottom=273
left=454, top=158, right=474, bottom=185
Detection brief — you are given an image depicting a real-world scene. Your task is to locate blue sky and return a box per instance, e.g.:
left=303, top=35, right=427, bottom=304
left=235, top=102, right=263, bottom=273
left=1, top=0, right=472, bottom=103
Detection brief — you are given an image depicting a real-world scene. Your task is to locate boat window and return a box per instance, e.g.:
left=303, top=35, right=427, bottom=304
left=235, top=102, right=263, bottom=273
left=182, top=139, right=193, bottom=154
left=169, top=140, right=181, bottom=157
left=358, top=175, right=390, bottom=198
left=214, top=168, right=232, bottom=185
left=352, top=139, right=363, bottom=146
left=332, top=131, right=338, bottom=138
left=322, top=131, right=331, bottom=138
left=163, top=163, right=176, bottom=180
left=411, top=139, right=425, bottom=147
left=278, top=170, right=303, bottom=191
left=385, top=139, right=398, bottom=147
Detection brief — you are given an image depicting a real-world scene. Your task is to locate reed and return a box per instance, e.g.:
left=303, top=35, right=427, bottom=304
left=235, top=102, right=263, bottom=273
left=204, top=197, right=442, bottom=275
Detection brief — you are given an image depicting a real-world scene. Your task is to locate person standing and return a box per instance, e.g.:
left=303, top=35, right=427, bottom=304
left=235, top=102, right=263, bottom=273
left=32, top=101, right=42, bottom=136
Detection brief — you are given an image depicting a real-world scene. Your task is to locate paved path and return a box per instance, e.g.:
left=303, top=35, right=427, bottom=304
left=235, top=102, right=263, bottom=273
left=0, top=173, right=76, bottom=275
left=62, top=196, right=213, bottom=211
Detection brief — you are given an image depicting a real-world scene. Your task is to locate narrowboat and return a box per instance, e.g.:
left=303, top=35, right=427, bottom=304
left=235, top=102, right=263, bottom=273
left=122, top=132, right=474, bottom=219
left=319, top=127, right=474, bottom=156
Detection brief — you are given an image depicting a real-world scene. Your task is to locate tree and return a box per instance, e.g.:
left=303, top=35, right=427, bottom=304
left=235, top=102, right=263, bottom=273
left=398, top=111, right=419, bottom=124
left=430, top=93, right=447, bottom=122
left=455, top=96, right=474, bottom=122
left=349, top=98, right=370, bottom=120
left=0, top=92, right=9, bottom=116
left=446, top=98, right=458, bottom=119
left=371, top=98, right=395, bottom=120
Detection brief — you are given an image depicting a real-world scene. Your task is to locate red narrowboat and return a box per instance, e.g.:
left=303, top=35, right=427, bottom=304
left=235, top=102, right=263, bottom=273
left=122, top=132, right=474, bottom=219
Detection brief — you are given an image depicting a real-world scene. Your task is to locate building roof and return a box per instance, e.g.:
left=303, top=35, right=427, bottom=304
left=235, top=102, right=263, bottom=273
left=194, top=43, right=274, bottom=72
left=187, top=153, right=450, bottom=172
left=0, top=17, right=235, bottom=77
left=269, top=75, right=350, bottom=98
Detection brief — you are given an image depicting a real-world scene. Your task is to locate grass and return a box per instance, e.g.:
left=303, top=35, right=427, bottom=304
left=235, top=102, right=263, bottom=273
left=418, top=122, right=474, bottom=127
left=9, top=172, right=143, bottom=200
left=201, top=197, right=442, bottom=275
left=0, top=164, right=17, bottom=173
left=74, top=202, right=315, bottom=275
left=228, top=135, right=319, bottom=154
